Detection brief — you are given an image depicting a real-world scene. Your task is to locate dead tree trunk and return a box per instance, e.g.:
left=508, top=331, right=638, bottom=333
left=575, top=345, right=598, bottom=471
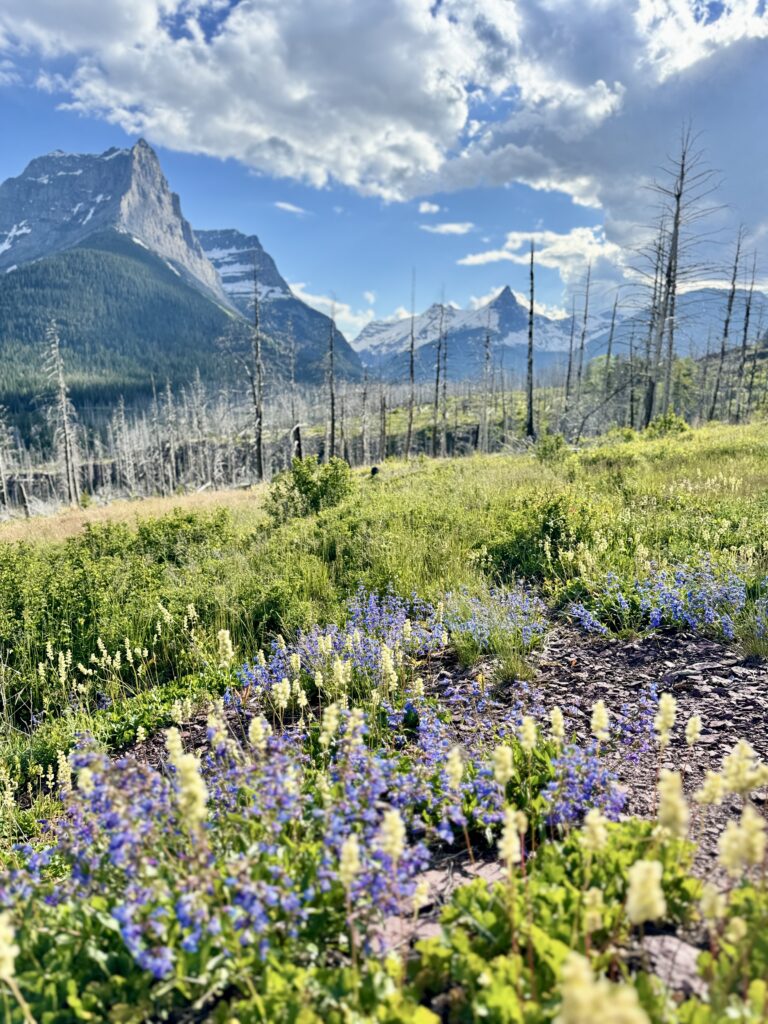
left=709, top=227, right=743, bottom=421
left=734, top=252, right=756, bottom=423
left=525, top=242, right=536, bottom=439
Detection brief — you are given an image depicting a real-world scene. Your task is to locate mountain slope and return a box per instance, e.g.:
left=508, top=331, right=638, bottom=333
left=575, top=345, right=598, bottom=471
left=0, top=231, right=241, bottom=417
left=0, top=140, right=228, bottom=305
left=198, top=228, right=361, bottom=380
left=354, top=286, right=576, bottom=380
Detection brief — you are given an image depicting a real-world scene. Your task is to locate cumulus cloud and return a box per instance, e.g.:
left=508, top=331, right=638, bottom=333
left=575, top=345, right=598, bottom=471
left=459, top=226, right=626, bottom=302
left=289, top=281, right=374, bottom=339
left=363, top=290, right=376, bottom=304
left=420, top=221, right=474, bottom=235
left=0, top=0, right=766, bottom=239
left=274, top=201, right=308, bottom=215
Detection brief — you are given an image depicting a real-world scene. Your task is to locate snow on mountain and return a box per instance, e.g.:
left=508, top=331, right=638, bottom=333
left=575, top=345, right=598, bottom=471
left=198, top=228, right=362, bottom=379
left=196, top=228, right=293, bottom=314
left=354, top=286, right=577, bottom=377
left=0, top=140, right=229, bottom=306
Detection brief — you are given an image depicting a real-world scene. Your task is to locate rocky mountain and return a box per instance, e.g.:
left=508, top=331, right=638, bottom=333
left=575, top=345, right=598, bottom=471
left=356, top=283, right=768, bottom=382
left=586, top=287, right=768, bottom=362
left=0, top=142, right=361, bottom=423
left=197, top=229, right=361, bottom=381
left=0, top=140, right=228, bottom=305
left=353, top=286, right=578, bottom=379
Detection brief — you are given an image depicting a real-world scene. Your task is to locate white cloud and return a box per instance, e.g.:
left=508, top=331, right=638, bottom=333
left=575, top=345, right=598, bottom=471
left=418, top=201, right=441, bottom=214
left=0, top=0, right=766, bottom=243
left=459, top=226, right=623, bottom=287
left=468, top=285, right=504, bottom=309
left=363, top=289, right=376, bottom=304
left=468, top=283, right=568, bottom=319
left=274, top=201, right=307, bottom=215
left=289, top=281, right=374, bottom=339
left=511, top=290, right=569, bottom=320
left=420, top=221, right=474, bottom=235
left=0, top=58, right=19, bottom=85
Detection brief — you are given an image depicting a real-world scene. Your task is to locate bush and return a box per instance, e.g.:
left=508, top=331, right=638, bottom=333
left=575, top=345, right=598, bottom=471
left=645, top=411, right=690, bottom=438
left=266, top=456, right=355, bottom=523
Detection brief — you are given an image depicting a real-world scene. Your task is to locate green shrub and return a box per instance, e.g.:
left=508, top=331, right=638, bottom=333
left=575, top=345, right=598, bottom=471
left=266, top=456, right=356, bottom=523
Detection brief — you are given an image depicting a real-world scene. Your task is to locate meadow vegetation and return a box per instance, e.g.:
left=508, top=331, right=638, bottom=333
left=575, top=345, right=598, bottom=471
left=0, top=421, right=767, bottom=1021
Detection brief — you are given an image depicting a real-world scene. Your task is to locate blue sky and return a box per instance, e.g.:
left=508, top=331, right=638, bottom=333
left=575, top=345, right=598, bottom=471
left=1, top=1, right=767, bottom=339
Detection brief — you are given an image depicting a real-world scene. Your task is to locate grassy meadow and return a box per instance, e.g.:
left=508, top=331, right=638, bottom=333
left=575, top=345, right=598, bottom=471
left=1, top=421, right=767, bottom=1021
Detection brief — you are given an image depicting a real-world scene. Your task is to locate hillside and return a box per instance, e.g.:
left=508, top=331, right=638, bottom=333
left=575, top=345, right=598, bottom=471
left=0, top=231, right=243, bottom=419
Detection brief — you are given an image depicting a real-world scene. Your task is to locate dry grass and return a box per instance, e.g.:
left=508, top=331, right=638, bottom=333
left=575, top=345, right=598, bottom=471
left=0, top=484, right=267, bottom=545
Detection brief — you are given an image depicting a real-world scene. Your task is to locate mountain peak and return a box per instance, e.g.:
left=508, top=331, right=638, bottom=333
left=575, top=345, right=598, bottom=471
left=0, top=141, right=228, bottom=305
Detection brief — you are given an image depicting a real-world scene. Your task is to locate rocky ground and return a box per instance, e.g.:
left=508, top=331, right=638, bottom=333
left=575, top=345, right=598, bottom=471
left=126, top=625, right=768, bottom=999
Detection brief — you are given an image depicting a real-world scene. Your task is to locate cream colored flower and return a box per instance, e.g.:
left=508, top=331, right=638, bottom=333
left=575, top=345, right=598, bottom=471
left=550, top=706, right=565, bottom=745
left=685, top=715, right=702, bottom=746
left=583, top=888, right=604, bottom=934
left=519, top=715, right=538, bottom=752
left=376, top=809, right=406, bottom=864
left=580, top=808, right=609, bottom=854
left=338, top=834, right=361, bottom=891
left=693, top=770, right=725, bottom=806
left=498, top=807, right=522, bottom=868
left=446, top=745, right=464, bottom=791
left=626, top=860, right=666, bottom=925
left=492, top=745, right=514, bottom=788
left=590, top=700, right=610, bottom=744
left=654, top=693, right=677, bottom=748
left=699, top=883, right=727, bottom=924
left=0, top=912, right=19, bottom=982
left=657, top=769, right=689, bottom=840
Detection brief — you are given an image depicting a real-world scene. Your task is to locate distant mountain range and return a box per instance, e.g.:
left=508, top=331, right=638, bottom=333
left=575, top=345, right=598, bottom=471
left=0, top=140, right=359, bottom=420
left=353, top=284, right=768, bottom=381
left=1, top=139, right=766, bottom=423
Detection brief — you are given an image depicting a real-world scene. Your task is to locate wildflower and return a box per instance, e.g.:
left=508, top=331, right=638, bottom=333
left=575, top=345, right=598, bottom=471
left=498, top=807, right=522, bottom=869
left=166, top=727, right=208, bottom=831
left=56, top=751, right=72, bottom=794
left=718, top=804, right=766, bottom=878
left=583, top=888, right=604, bottom=933
left=320, top=703, right=340, bottom=749
left=78, top=767, right=95, bottom=795
left=721, top=739, right=767, bottom=796
left=654, top=693, right=677, bottom=748
left=446, top=746, right=464, bottom=791
left=550, top=706, right=565, bottom=745
left=376, top=809, right=406, bottom=865
left=412, top=878, right=430, bottom=914
left=338, top=834, right=361, bottom=891
left=657, top=770, right=689, bottom=840
left=694, top=770, right=725, bottom=806
left=0, top=912, right=19, bottom=981
left=411, top=676, right=425, bottom=699
left=272, top=677, right=291, bottom=712
left=248, top=715, right=272, bottom=754
left=590, top=700, right=610, bottom=744
left=174, top=754, right=208, bottom=831
left=217, top=629, right=234, bottom=668
left=580, top=808, right=608, bottom=854
left=724, top=917, right=747, bottom=945
left=492, top=745, right=514, bottom=788
left=699, top=883, right=727, bottom=924
left=555, top=952, right=650, bottom=1024
left=519, top=715, right=538, bottom=753
left=685, top=714, right=702, bottom=746
left=289, top=652, right=301, bottom=676
left=513, top=810, right=528, bottom=836
left=135, top=725, right=147, bottom=745
left=626, top=860, right=666, bottom=925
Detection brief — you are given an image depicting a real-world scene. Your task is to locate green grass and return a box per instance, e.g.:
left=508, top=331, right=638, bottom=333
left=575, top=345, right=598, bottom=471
left=2, top=420, right=768, bottom=781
